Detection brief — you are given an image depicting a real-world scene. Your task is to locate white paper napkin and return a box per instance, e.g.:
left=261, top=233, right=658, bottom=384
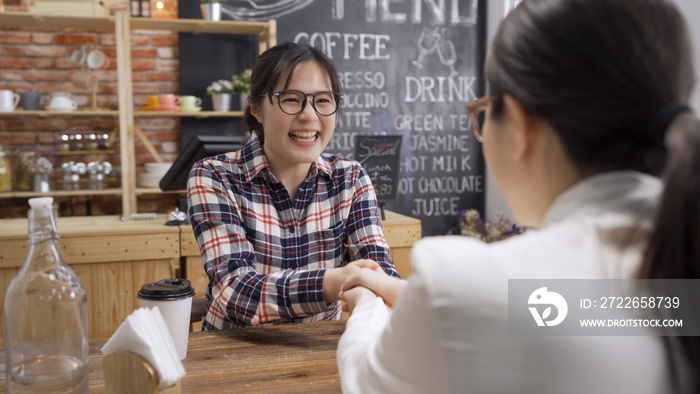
left=102, top=307, right=186, bottom=389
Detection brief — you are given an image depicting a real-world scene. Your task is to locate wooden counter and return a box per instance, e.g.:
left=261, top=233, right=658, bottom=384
left=0, top=215, right=180, bottom=345
left=0, top=211, right=420, bottom=343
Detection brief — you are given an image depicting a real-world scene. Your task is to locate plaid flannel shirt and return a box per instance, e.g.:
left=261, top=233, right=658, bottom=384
left=187, top=133, right=400, bottom=329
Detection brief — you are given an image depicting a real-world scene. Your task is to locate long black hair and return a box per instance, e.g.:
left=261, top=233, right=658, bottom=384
left=487, top=0, right=698, bottom=389
left=242, top=42, right=342, bottom=144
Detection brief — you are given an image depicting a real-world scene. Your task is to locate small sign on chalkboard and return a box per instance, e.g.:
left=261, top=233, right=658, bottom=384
left=354, top=135, right=402, bottom=204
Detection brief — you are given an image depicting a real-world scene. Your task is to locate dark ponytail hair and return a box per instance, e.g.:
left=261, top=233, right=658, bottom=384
left=488, top=0, right=698, bottom=389
left=243, top=42, right=342, bottom=144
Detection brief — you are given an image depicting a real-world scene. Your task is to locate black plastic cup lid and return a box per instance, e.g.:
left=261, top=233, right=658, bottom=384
left=138, top=278, right=195, bottom=301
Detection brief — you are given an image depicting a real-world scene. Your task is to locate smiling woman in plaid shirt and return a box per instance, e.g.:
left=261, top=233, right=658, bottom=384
left=187, top=42, right=401, bottom=330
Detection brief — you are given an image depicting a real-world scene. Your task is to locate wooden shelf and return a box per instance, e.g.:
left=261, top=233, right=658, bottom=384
left=0, top=12, right=274, bottom=37
left=135, top=188, right=186, bottom=195
left=0, top=110, right=118, bottom=117
left=0, top=12, right=276, bottom=217
left=55, top=150, right=115, bottom=156
left=1, top=110, right=243, bottom=118
left=134, top=110, right=244, bottom=117
left=0, top=13, right=116, bottom=31
left=0, top=188, right=122, bottom=199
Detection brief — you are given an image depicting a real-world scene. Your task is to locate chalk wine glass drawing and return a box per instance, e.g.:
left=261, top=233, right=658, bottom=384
left=437, top=34, right=458, bottom=77
left=412, top=26, right=441, bottom=69
left=412, top=27, right=459, bottom=76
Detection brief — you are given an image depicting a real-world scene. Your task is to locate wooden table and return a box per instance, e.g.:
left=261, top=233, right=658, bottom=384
left=0, top=320, right=346, bottom=393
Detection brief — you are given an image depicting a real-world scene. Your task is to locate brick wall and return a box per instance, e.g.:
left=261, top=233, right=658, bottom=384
left=0, top=1, right=183, bottom=218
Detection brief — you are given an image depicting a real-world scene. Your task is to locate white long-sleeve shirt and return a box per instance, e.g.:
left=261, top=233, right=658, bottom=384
left=337, top=171, right=681, bottom=393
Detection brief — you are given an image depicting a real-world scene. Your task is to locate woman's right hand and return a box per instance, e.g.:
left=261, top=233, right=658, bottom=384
left=340, top=267, right=407, bottom=308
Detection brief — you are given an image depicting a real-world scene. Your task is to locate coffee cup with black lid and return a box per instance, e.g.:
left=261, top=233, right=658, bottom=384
left=138, top=278, right=195, bottom=360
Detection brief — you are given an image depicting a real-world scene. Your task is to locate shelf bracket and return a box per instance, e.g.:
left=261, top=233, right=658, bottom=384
left=134, top=125, right=164, bottom=163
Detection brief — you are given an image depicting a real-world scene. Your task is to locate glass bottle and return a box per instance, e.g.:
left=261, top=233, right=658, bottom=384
left=4, top=197, right=88, bottom=393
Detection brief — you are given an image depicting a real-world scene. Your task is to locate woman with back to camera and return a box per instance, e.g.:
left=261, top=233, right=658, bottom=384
left=336, top=0, right=699, bottom=392
left=187, top=42, right=400, bottom=330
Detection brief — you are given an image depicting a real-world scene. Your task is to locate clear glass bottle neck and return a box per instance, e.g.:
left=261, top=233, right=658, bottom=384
left=27, top=206, right=60, bottom=245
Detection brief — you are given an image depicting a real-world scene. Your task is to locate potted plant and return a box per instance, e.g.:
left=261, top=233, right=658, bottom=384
left=200, top=0, right=223, bottom=21
left=207, top=79, right=235, bottom=112
left=232, top=69, right=251, bottom=110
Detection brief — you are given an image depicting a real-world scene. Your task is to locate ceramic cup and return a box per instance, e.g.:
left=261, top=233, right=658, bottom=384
left=0, top=90, right=21, bottom=112
left=48, top=95, right=78, bottom=111
left=70, top=71, right=98, bottom=91
left=87, top=49, right=110, bottom=70
left=20, top=92, right=42, bottom=110
left=70, top=46, right=87, bottom=66
left=138, top=278, right=195, bottom=360
left=158, top=94, right=180, bottom=108
left=180, top=95, right=202, bottom=111
left=146, top=95, right=160, bottom=108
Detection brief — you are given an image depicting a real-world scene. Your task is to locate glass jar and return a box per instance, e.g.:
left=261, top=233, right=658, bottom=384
left=70, top=134, right=83, bottom=151
left=84, top=134, right=99, bottom=151
left=0, top=146, right=11, bottom=192
left=56, top=134, right=71, bottom=152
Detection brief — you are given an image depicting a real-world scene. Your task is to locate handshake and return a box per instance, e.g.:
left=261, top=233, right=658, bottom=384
left=325, top=259, right=407, bottom=315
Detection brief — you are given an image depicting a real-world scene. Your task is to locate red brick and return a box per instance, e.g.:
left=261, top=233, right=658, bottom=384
left=132, top=84, right=160, bottom=94
left=35, top=58, right=56, bottom=69
left=130, top=35, right=150, bottom=47
left=3, top=133, right=37, bottom=145
left=2, top=70, right=25, bottom=81
left=4, top=47, right=24, bottom=56
left=132, top=59, right=155, bottom=70
left=23, top=70, right=68, bottom=83
left=135, top=144, right=162, bottom=156
left=154, top=131, right=179, bottom=142
left=93, top=120, right=117, bottom=129
left=0, top=32, right=31, bottom=44
left=37, top=83, right=60, bottom=93
left=56, top=58, right=77, bottom=69
left=99, top=35, right=117, bottom=46
left=151, top=36, right=178, bottom=47
left=157, top=59, right=178, bottom=71
left=2, top=121, right=27, bottom=132
left=26, top=45, right=68, bottom=58
left=100, top=83, right=119, bottom=94
left=55, top=34, right=96, bottom=45
left=32, top=33, right=54, bottom=45
left=99, top=95, right=119, bottom=108
left=103, top=48, right=117, bottom=58
left=157, top=82, right=179, bottom=93
left=132, top=49, right=158, bottom=59
left=26, top=119, right=70, bottom=131
left=0, top=58, right=32, bottom=68
left=131, top=71, right=145, bottom=81
left=38, top=132, right=59, bottom=144
left=145, top=72, right=174, bottom=82
left=138, top=118, right=177, bottom=129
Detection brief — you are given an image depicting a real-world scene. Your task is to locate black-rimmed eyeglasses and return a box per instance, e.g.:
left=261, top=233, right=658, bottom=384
left=270, top=89, right=342, bottom=116
left=466, top=95, right=499, bottom=142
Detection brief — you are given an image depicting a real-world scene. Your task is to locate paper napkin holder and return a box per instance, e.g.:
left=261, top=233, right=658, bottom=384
left=104, top=351, right=182, bottom=394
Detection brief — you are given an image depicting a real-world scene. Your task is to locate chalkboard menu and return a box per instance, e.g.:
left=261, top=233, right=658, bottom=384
left=354, top=135, right=402, bottom=203
left=179, top=0, right=486, bottom=236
